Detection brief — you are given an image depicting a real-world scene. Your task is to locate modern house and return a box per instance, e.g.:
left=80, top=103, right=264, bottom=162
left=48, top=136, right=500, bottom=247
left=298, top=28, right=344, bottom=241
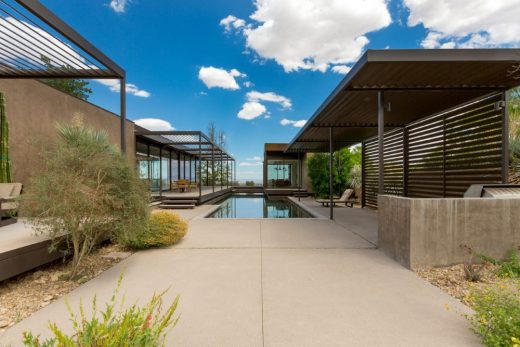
left=282, top=48, right=520, bottom=268
left=263, top=143, right=309, bottom=193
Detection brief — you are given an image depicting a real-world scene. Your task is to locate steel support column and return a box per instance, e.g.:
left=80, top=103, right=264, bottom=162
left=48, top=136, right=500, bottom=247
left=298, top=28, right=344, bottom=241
left=377, top=91, right=385, bottom=195
left=159, top=146, right=163, bottom=198
left=199, top=135, right=202, bottom=199
left=329, top=127, right=333, bottom=220
left=220, top=156, right=223, bottom=190
left=212, top=145, right=215, bottom=193
left=120, top=77, right=126, bottom=153
left=361, top=142, right=365, bottom=207
left=502, top=91, right=509, bottom=183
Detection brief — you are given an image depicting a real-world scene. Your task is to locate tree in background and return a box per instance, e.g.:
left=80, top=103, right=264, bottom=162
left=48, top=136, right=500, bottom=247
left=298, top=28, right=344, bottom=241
left=20, top=117, right=149, bottom=277
left=509, top=87, right=520, bottom=182
left=0, top=92, right=12, bottom=183
left=201, top=123, right=230, bottom=185
left=307, top=146, right=361, bottom=198
left=40, top=55, right=92, bottom=101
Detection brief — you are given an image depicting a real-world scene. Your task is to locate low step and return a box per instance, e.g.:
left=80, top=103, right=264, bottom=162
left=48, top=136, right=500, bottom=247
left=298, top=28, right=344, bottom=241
left=159, top=204, right=195, bottom=209
left=161, top=199, right=198, bottom=204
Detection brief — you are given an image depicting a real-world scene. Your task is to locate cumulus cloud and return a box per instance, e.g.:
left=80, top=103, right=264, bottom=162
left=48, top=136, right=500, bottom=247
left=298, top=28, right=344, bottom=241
left=247, top=156, right=262, bottom=161
left=239, top=161, right=263, bottom=167
left=134, top=118, right=175, bottom=131
left=0, top=17, right=90, bottom=70
left=95, top=79, right=151, bottom=98
left=331, top=65, right=352, bottom=74
left=237, top=101, right=267, bottom=120
left=109, top=0, right=130, bottom=13
left=221, top=0, right=391, bottom=72
left=198, top=66, right=246, bottom=90
left=220, top=15, right=246, bottom=32
left=280, top=118, right=307, bottom=128
left=404, top=0, right=520, bottom=48
left=237, top=90, right=292, bottom=120
left=246, top=91, right=292, bottom=109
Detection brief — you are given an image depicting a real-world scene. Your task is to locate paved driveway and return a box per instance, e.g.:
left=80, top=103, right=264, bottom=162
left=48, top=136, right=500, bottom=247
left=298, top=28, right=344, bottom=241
left=0, top=214, right=479, bottom=346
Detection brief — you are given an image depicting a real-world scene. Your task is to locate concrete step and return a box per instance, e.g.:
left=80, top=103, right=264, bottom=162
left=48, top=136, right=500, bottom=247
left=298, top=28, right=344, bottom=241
left=161, top=199, right=198, bottom=204
left=159, top=204, right=195, bottom=209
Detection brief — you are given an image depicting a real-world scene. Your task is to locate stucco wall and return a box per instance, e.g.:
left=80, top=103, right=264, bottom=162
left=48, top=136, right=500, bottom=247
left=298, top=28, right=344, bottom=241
left=0, top=79, right=135, bottom=186
left=379, top=195, right=520, bottom=269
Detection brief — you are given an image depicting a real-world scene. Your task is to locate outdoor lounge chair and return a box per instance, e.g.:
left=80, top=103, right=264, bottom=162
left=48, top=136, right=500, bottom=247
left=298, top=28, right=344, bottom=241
left=0, top=182, right=22, bottom=226
left=316, top=188, right=354, bottom=207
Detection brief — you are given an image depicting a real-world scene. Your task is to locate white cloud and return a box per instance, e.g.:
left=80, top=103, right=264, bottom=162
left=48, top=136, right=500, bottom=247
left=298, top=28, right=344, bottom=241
left=243, top=81, right=253, bottom=88
left=238, top=101, right=267, bottom=120
left=220, top=15, right=246, bottom=32
left=198, top=66, right=246, bottom=90
left=134, top=118, right=175, bottom=131
left=404, top=0, right=520, bottom=48
left=331, top=65, right=351, bottom=74
left=246, top=91, right=292, bottom=109
left=246, top=156, right=262, bottom=161
left=109, top=0, right=130, bottom=13
left=222, top=0, right=391, bottom=72
left=239, top=161, right=263, bottom=167
left=280, top=118, right=307, bottom=128
left=0, top=17, right=90, bottom=70
left=95, top=79, right=151, bottom=98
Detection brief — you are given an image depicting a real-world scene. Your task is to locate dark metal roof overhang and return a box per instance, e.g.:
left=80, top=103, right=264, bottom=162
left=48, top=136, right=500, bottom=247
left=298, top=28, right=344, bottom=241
left=135, top=129, right=235, bottom=161
left=287, top=49, right=520, bottom=153
left=0, top=0, right=124, bottom=79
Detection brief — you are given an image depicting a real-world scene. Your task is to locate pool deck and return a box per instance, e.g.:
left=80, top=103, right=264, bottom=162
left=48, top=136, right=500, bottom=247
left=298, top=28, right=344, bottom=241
left=0, top=202, right=479, bottom=346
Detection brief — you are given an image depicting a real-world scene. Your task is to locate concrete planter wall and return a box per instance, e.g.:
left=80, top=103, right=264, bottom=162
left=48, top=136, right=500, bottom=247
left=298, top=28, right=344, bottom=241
left=378, top=195, right=520, bottom=269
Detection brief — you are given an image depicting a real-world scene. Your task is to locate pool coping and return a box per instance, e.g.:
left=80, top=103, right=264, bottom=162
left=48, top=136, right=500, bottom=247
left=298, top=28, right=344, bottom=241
left=194, top=195, right=325, bottom=220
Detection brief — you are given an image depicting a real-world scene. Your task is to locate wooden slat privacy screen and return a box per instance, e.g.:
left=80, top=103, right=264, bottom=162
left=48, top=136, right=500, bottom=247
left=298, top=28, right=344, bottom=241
left=362, top=93, right=506, bottom=208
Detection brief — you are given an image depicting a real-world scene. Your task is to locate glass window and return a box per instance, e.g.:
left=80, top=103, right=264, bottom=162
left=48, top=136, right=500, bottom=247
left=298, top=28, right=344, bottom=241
left=171, top=152, right=179, bottom=182
left=267, top=159, right=299, bottom=188
left=149, top=145, right=161, bottom=192
left=136, top=141, right=149, bottom=180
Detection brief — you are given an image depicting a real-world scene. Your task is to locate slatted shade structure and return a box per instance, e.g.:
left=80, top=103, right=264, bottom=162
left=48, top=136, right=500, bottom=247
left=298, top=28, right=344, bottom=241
left=135, top=129, right=235, bottom=197
left=0, top=0, right=127, bottom=150
left=286, top=49, right=520, bottom=216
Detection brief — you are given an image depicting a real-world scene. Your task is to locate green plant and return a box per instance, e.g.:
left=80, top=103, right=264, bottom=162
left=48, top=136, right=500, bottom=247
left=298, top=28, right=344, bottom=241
left=307, top=146, right=361, bottom=198
left=478, top=249, right=520, bottom=279
left=20, top=117, right=150, bottom=277
left=460, top=244, right=486, bottom=282
left=0, top=92, right=12, bottom=183
left=124, top=211, right=188, bottom=249
left=40, top=55, right=93, bottom=101
left=245, top=180, right=255, bottom=186
left=466, top=282, right=520, bottom=347
left=22, top=274, right=179, bottom=346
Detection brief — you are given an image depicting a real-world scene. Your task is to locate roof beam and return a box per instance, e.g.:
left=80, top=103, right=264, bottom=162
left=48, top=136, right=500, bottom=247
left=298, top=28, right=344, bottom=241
left=15, top=0, right=124, bottom=77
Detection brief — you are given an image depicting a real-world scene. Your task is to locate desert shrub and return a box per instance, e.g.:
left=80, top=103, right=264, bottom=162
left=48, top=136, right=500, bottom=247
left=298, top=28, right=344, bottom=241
left=22, top=274, right=179, bottom=347
left=20, top=117, right=150, bottom=277
left=478, top=249, right=520, bottom=279
left=124, top=211, right=188, bottom=249
left=467, top=282, right=520, bottom=347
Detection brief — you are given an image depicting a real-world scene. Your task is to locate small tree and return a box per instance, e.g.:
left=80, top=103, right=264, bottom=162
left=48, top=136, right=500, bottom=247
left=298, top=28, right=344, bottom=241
left=40, top=56, right=93, bottom=101
left=20, top=117, right=150, bottom=277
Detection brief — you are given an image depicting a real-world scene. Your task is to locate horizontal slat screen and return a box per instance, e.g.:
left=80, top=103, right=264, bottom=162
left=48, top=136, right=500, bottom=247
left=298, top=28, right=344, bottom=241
left=362, top=93, right=505, bottom=208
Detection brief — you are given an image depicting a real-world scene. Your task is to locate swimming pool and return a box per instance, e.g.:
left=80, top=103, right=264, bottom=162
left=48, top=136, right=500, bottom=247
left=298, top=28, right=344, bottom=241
left=207, top=194, right=313, bottom=218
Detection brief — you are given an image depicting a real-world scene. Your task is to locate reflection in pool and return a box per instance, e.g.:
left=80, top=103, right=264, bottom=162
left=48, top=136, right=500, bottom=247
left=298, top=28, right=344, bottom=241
left=207, top=194, right=313, bottom=218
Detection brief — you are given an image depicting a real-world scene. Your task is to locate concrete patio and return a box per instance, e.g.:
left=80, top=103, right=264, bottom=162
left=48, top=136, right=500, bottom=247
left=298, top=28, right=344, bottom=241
left=0, top=205, right=479, bottom=346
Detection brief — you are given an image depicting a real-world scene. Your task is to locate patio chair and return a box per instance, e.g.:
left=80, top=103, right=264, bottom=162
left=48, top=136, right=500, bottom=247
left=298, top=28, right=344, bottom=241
left=189, top=181, right=197, bottom=191
left=316, top=188, right=354, bottom=207
left=0, top=182, right=22, bottom=226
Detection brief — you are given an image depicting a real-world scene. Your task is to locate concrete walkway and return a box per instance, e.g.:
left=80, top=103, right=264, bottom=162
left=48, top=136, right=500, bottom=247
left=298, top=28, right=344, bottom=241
left=0, top=209, right=479, bottom=346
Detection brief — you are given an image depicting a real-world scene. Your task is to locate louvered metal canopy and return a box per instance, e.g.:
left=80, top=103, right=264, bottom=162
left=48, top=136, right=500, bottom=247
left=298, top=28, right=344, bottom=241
left=135, top=129, right=235, bottom=161
left=287, top=49, right=520, bottom=153
left=0, top=0, right=124, bottom=79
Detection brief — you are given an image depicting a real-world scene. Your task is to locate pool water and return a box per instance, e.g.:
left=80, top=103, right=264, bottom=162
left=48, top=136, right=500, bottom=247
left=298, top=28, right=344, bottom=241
left=207, top=194, right=313, bottom=218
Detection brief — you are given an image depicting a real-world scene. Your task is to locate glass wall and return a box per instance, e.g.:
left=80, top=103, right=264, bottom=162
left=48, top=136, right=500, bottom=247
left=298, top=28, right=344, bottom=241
left=136, top=141, right=150, bottom=180
left=266, top=159, right=299, bottom=188
left=149, top=145, right=161, bottom=192
left=179, top=154, right=185, bottom=179
left=171, top=152, right=179, bottom=183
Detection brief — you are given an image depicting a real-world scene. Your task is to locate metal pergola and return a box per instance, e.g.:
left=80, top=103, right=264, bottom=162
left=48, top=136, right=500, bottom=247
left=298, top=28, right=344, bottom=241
left=136, top=130, right=236, bottom=199
left=287, top=49, right=520, bottom=220
left=0, top=0, right=127, bottom=151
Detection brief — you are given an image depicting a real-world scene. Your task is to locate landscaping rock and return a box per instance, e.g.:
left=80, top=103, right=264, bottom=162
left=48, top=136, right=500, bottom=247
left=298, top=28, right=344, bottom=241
left=101, top=251, right=131, bottom=260
left=0, top=320, right=10, bottom=328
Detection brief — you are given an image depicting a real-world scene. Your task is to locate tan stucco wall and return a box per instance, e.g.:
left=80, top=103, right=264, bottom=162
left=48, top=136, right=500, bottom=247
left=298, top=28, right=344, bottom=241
left=0, top=79, right=135, bottom=186
left=378, top=195, right=520, bottom=269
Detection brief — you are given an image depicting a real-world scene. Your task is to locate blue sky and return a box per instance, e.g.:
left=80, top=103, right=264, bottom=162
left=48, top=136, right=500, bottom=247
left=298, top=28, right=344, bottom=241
left=39, top=0, right=520, bottom=180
